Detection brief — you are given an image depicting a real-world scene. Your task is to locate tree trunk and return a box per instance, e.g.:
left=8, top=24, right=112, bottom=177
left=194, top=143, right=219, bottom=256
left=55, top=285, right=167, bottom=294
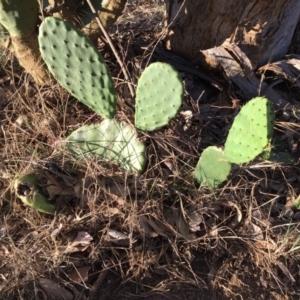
left=165, top=0, right=300, bottom=68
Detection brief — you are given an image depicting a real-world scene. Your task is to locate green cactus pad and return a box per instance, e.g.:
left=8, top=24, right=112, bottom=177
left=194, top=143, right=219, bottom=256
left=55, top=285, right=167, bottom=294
left=194, top=146, right=231, bottom=189
left=14, top=173, right=55, bottom=215
left=0, top=0, right=39, bottom=37
left=135, top=62, right=184, bottom=131
left=38, top=17, right=116, bottom=119
left=224, top=97, right=275, bottom=164
left=66, top=119, right=146, bottom=172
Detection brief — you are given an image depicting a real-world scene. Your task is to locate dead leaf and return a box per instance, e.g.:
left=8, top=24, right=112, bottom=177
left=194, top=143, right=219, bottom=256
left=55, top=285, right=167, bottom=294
left=73, top=182, right=82, bottom=198
left=188, top=211, right=203, bottom=227
left=59, top=244, right=90, bottom=254
left=172, top=209, right=194, bottom=240
left=38, top=278, right=74, bottom=300
left=163, top=159, right=178, bottom=175
left=107, top=229, right=129, bottom=245
left=68, top=266, right=91, bottom=284
left=276, top=261, right=295, bottom=282
left=107, top=229, right=128, bottom=240
left=205, top=201, right=241, bottom=229
left=106, top=183, right=129, bottom=206
left=59, top=231, right=93, bottom=254
left=139, top=216, right=158, bottom=237
left=51, top=223, right=63, bottom=238
left=89, top=269, right=109, bottom=300
left=145, top=217, right=175, bottom=238
left=108, top=183, right=129, bottom=198
left=45, top=170, right=75, bottom=199
left=248, top=222, right=263, bottom=240
left=74, top=231, right=93, bottom=246
left=46, top=181, right=63, bottom=200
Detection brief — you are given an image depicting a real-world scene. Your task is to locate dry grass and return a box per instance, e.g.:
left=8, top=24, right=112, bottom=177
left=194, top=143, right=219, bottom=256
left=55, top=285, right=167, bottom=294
left=0, top=1, right=300, bottom=299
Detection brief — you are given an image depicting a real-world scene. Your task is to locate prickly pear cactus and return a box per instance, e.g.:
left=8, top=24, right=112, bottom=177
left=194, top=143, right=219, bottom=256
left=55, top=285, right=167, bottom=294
left=135, top=62, right=183, bottom=131
left=194, top=146, right=231, bottom=189
left=39, top=17, right=116, bottom=119
left=0, top=0, right=38, bottom=37
left=66, top=119, right=146, bottom=172
left=224, top=97, right=275, bottom=164
left=14, top=173, right=55, bottom=214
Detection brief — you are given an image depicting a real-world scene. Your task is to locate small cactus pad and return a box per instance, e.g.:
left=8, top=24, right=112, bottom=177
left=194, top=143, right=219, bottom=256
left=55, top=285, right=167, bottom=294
left=135, top=62, right=183, bottom=131
left=194, top=146, right=231, bottom=189
left=38, top=17, right=116, bottom=119
left=14, top=173, right=55, bottom=214
left=66, top=119, right=146, bottom=172
left=224, top=97, right=275, bottom=164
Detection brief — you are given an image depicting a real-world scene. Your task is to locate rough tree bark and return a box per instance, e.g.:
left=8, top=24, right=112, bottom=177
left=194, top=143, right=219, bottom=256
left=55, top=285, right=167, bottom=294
left=165, top=0, right=300, bottom=68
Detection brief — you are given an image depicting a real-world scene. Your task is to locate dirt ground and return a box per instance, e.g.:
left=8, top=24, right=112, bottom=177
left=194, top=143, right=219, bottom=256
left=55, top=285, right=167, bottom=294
left=0, top=1, right=300, bottom=299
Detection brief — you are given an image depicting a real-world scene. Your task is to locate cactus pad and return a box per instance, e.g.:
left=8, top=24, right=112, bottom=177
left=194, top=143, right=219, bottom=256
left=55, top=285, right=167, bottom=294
left=0, top=0, right=39, bottom=37
left=194, top=146, right=231, bottom=189
left=66, top=120, right=146, bottom=172
left=224, top=97, right=274, bottom=164
left=135, top=62, right=183, bottom=131
left=38, top=17, right=116, bottom=119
